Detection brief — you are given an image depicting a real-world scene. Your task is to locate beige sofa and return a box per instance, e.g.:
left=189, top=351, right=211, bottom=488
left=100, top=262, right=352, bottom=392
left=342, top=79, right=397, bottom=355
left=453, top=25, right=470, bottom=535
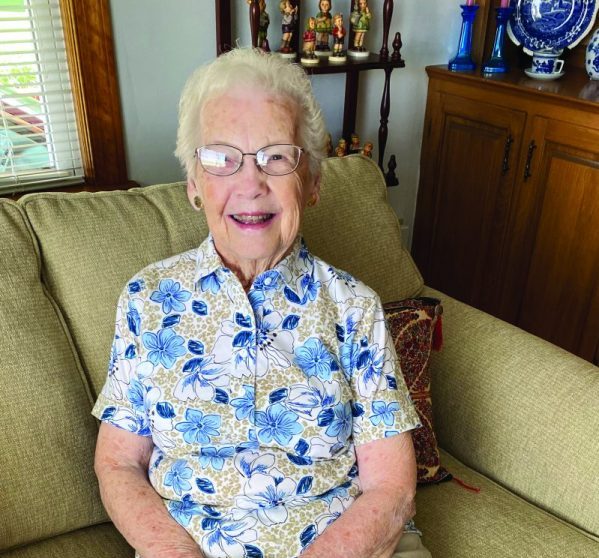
left=1, top=155, right=597, bottom=557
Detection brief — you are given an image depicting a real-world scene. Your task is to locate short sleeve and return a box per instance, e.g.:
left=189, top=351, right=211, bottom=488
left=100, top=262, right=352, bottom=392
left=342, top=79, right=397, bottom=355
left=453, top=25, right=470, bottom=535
left=91, top=278, right=151, bottom=437
left=346, top=296, right=420, bottom=447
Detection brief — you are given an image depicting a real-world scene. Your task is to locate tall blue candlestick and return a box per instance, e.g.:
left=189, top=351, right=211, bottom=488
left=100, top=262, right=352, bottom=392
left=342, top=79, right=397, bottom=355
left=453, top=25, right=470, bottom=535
left=448, top=4, right=479, bottom=72
left=482, top=6, right=515, bottom=74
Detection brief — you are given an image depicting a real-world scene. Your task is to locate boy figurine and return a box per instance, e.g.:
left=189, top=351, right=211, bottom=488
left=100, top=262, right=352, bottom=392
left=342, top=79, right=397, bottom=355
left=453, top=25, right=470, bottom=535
left=361, top=141, right=373, bottom=158
left=301, top=17, right=319, bottom=65
left=329, top=12, right=347, bottom=62
left=279, top=0, right=298, bottom=57
left=315, top=0, right=333, bottom=55
left=348, top=132, right=361, bottom=154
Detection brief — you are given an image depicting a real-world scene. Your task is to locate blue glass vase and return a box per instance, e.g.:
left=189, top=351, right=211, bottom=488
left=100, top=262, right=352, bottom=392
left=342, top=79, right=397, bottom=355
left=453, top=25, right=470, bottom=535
left=483, top=7, right=515, bottom=74
left=449, top=5, right=479, bottom=72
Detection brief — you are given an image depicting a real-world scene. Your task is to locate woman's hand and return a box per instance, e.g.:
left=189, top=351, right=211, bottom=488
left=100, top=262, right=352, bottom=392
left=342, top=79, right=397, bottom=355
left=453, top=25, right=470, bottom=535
left=95, top=423, right=205, bottom=558
left=300, top=432, right=417, bottom=558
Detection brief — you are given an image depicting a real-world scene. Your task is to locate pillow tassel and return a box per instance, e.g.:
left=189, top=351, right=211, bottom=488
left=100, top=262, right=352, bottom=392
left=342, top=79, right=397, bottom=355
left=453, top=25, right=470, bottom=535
left=432, top=314, right=443, bottom=352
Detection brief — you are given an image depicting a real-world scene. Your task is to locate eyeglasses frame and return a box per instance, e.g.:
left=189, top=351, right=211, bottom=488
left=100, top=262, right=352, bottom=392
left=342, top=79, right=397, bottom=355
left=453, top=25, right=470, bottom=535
left=195, top=143, right=305, bottom=177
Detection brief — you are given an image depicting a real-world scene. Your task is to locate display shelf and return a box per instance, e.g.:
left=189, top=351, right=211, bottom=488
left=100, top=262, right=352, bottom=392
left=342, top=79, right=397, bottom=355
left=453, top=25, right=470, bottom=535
left=215, top=0, right=404, bottom=180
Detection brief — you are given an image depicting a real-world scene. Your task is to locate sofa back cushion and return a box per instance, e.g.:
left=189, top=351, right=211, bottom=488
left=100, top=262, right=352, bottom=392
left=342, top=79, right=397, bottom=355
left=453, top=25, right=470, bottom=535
left=0, top=200, right=107, bottom=551
left=21, top=155, right=422, bottom=397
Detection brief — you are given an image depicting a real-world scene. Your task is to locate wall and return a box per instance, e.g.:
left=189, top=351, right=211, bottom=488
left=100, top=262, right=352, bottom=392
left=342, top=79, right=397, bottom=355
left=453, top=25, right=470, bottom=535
left=110, top=0, right=461, bottom=247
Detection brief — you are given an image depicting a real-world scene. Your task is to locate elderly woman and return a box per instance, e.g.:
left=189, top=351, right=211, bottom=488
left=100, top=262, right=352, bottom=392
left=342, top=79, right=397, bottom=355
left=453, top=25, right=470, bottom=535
left=93, top=48, right=430, bottom=558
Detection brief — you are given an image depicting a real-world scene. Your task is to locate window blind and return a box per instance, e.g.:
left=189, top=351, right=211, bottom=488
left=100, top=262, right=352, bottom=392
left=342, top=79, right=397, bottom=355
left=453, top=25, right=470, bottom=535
left=0, top=0, right=83, bottom=192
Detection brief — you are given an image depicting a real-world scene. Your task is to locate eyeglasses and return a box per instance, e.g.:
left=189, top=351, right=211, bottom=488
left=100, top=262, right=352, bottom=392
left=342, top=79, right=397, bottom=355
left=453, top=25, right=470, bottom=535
left=195, top=143, right=304, bottom=177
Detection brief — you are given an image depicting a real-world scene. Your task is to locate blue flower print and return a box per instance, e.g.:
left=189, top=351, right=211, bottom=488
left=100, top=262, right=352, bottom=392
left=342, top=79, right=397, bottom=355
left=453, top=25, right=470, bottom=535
left=231, top=385, right=255, bottom=421
left=212, top=318, right=257, bottom=378
left=174, top=356, right=228, bottom=402
left=234, top=450, right=275, bottom=479
left=356, top=344, right=391, bottom=397
left=300, top=272, right=321, bottom=303
left=325, top=266, right=358, bottom=303
left=286, top=376, right=339, bottom=420
left=235, top=471, right=298, bottom=526
left=200, top=271, right=225, bottom=295
left=201, top=515, right=258, bottom=558
left=150, top=279, right=192, bottom=314
left=127, top=279, right=145, bottom=294
left=254, top=403, right=303, bottom=445
left=370, top=400, right=400, bottom=427
left=126, top=301, right=141, bottom=336
left=255, top=310, right=296, bottom=374
left=199, top=446, right=235, bottom=471
left=164, top=459, right=193, bottom=496
left=253, top=270, right=281, bottom=292
left=175, top=408, right=221, bottom=444
left=168, top=494, right=202, bottom=527
left=325, top=401, right=353, bottom=442
left=294, top=338, right=339, bottom=381
left=339, top=337, right=360, bottom=381
left=142, top=328, right=186, bottom=369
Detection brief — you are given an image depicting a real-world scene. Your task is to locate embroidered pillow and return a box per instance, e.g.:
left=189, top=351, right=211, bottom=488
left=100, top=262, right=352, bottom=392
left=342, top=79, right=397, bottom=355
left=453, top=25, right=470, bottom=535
left=383, top=297, right=451, bottom=485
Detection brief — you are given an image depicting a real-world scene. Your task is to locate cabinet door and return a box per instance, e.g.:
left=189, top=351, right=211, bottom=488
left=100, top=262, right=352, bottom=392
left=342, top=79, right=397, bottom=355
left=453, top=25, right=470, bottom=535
left=511, top=117, right=599, bottom=362
left=413, top=92, right=526, bottom=315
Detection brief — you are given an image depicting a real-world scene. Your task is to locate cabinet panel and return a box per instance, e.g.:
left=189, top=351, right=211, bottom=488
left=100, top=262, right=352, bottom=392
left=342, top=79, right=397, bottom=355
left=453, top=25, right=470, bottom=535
left=414, top=93, right=525, bottom=314
left=516, top=118, right=599, bottom=361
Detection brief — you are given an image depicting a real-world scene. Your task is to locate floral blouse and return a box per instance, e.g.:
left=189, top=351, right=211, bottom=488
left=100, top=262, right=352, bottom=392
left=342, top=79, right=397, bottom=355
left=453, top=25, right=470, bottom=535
left=92, top=235, right=420, bottom=558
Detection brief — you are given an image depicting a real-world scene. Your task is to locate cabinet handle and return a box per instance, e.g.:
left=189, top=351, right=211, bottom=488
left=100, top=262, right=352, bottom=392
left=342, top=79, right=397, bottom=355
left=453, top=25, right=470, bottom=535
left=502, top=134, right=513, bottom=175
left=524, top=140, right=537, bottom=181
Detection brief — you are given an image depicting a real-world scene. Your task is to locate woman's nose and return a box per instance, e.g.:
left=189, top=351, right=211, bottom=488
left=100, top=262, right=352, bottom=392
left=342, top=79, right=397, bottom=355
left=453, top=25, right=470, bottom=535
left=235, top=155, right=268, bottom=194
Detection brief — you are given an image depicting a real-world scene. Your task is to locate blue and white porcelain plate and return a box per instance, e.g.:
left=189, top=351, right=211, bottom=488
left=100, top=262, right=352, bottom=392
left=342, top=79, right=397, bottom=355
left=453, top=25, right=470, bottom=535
left=508, top=0, right=599, bottom=54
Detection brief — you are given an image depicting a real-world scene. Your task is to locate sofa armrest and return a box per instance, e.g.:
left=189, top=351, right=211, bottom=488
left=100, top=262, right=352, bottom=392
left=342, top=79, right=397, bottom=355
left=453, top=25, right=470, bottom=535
left=421, top=285, right=599, bottom=538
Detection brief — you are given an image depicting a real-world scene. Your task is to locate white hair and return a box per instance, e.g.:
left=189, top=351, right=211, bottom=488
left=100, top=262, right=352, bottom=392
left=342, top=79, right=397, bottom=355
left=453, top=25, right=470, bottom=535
left=175, top=47, right=328, bottom=180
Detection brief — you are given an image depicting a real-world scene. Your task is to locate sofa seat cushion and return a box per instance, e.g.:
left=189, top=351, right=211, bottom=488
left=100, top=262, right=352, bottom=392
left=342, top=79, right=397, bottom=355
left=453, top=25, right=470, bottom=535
left=21, top=156, right=423, bottom=398
left=416, top=450, right=599, bottom=558
left=1, top=523, right=132, bottom=558
left=0, top=201, right=107, bottom=551
left=423, top=286, right=599, bottom=538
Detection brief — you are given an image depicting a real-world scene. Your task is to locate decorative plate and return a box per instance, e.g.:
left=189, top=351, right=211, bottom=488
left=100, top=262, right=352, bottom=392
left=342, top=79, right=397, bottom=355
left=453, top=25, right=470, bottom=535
left=508, top=0, right=599, bottom=54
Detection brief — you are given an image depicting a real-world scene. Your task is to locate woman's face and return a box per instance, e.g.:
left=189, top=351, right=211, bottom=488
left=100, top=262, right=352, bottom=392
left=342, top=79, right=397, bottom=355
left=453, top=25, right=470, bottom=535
left=320, top=0, right=330, bottom=12
left=188, top=87, right=319, bottom=272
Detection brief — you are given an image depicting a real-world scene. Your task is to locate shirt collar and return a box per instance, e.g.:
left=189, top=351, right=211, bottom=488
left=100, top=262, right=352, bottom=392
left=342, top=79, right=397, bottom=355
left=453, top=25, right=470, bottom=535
left=193, top=234, right=307, bottom=291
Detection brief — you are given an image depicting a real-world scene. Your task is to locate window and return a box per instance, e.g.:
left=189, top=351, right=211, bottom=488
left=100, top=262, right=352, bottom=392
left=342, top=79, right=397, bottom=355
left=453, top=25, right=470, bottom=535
left=0, top=0, right=83, bottom=193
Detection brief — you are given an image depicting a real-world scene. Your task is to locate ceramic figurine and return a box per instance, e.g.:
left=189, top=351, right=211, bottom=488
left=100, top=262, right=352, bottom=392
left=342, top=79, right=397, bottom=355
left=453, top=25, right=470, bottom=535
left=326, top=133, right=334, bottom=157
left=279, top=0, right=298, bottom=57
left=348, top=132, right=361, bottom=154
left=361, top=141, right=373, bottom=158
left=258, top=0, right=270, bottom=50
left=586, top=27, right=599, bottom=80
left=301, top=17, right=319, bottom=65
left=349, top=0, right=371, bottom=58
left=315, top=0, right=333, bottom=56
left=335, top=138, right=347, bottom=157
left=329, top=12, right=347, bottom=63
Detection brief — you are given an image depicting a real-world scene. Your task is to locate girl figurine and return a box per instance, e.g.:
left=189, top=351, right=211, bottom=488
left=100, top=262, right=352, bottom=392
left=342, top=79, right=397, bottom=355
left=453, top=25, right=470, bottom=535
left=329, top=12, right=347, bottom=63
left=279, top=0, right=298, bottom=58
left=314, top=0, right=333, bottom=56
left=349, top=0, right=372, bottom=58
left=301, top=17, right=319, bottom=65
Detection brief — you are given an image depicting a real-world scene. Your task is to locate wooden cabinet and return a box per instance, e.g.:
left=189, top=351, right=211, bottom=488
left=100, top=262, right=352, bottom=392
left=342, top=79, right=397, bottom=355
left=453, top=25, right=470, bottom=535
left=413, top=66, right=599, bottom=364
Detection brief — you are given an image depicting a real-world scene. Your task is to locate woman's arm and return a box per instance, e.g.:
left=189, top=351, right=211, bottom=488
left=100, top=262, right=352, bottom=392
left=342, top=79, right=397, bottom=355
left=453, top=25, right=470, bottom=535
left=300, top=432, right=417, bottom=558
left=94, top=422, right=204, bottom=558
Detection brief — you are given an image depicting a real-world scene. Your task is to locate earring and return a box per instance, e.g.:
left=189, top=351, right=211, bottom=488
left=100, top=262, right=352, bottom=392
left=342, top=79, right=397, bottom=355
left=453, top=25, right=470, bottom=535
left=307, top=194, right=318, bottom=207
left=194, top=196, right=203, bottom=210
